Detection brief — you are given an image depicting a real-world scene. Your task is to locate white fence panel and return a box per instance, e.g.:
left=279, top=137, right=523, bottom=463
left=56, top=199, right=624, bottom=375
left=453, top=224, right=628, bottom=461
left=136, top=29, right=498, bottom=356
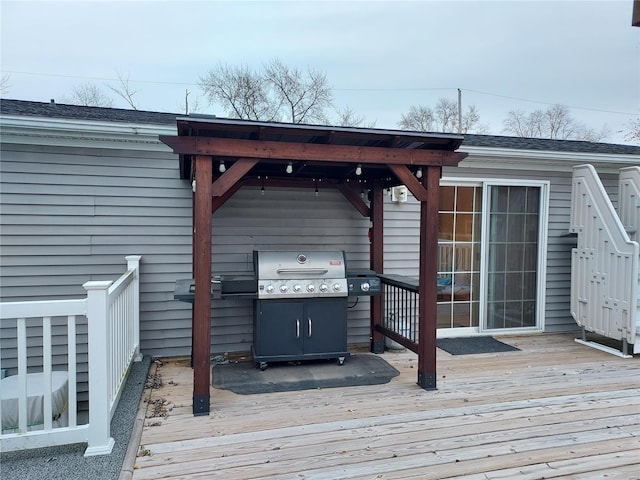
left=0, top=255, right=142, bottom=455
left=570, top=165, right=639, bottom=356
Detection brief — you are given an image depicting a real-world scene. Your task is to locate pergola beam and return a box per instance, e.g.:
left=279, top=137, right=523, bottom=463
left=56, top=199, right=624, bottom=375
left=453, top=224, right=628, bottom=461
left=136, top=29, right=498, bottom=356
left=160, top=136, right=467, bottom=166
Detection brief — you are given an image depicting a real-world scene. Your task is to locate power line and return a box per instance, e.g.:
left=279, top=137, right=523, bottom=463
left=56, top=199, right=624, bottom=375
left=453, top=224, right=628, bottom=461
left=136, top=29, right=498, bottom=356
left=5, top=70, right=638, bottom=117
left=462, top=88, right=638, bottom=117
left=5, top=70, right=197, bottom=87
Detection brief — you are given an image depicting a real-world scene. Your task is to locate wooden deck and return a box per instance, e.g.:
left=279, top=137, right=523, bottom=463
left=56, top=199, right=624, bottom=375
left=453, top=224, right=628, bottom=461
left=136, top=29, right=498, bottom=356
left=129, top=333, right=640, bottom=479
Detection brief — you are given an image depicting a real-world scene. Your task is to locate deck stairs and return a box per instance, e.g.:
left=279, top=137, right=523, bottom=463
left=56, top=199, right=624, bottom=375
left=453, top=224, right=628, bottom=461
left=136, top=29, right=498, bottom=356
left=570, top=165, right=640, bottom=357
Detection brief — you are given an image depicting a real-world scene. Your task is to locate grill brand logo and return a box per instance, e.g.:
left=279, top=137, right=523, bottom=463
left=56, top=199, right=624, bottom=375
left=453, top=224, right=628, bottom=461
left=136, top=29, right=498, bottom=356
left=330, top=260, right=342, bottom=265
left=296, top=254, right=307, bottom=264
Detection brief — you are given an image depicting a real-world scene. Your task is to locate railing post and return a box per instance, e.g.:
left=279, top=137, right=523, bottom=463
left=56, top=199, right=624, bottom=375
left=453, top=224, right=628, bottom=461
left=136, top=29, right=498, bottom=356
left=83, top=280, right=115, bottom=456
left=126, top=255, right=143, bottom=362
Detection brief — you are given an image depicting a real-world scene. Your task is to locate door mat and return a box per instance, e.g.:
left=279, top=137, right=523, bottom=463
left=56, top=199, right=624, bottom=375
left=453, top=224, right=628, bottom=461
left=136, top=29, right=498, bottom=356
left=212, top=354, right=400, bottom=395
left=437, top=336, right=520, bottom=355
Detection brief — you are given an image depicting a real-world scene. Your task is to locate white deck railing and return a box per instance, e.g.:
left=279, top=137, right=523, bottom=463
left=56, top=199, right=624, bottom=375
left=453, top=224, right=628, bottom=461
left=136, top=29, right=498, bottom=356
left=0, top=255, right=142, bottom=456
left=570, top=165, right=639, bottom=357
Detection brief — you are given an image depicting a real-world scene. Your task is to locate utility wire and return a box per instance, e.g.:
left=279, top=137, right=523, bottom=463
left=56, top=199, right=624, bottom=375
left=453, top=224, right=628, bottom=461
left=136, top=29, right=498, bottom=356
left=5, top=69, right=638, bottom=117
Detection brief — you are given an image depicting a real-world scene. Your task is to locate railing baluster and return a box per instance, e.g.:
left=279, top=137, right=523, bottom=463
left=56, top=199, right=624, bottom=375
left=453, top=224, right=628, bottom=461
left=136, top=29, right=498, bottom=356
left=43, top=316, right=53, bottom=431
left=67, top=315, right=78, bottom=428
left=17, top=318, right=28, bottom=432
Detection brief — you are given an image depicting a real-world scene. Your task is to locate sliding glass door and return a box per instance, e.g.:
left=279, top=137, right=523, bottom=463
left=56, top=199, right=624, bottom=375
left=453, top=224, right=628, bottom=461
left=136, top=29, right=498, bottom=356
left=480, top=182, right=548, bottom=332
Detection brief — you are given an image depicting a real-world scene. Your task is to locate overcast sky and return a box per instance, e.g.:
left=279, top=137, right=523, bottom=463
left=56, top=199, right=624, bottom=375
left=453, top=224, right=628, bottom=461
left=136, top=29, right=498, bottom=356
left=2, top=0, right=639, bottom=143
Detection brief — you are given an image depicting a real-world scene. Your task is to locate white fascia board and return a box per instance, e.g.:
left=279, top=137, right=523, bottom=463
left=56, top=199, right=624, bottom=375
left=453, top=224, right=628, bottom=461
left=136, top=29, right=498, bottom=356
left=0, top=115, right=177, bottom=152
left=459, top=145, right=640, bottom=174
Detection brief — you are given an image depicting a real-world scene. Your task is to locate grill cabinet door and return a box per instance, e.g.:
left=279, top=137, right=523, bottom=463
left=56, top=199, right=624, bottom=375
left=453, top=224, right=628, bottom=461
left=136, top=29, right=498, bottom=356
left=302, top=298, right=348, bottom=355
left=255, top=301, right=304, bottom=357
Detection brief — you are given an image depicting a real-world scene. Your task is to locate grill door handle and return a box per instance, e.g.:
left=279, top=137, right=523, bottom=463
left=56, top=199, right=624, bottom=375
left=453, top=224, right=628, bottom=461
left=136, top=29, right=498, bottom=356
left=296, top=319, right=300, bottom=338
left=275, top=268, right=329, bottom=275
left=308, top=318, right=312, bottom=337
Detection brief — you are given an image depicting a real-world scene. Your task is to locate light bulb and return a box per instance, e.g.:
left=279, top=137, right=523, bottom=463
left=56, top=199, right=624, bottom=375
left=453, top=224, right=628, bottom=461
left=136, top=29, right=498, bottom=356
left=355, top=164, right=362, bottom=176
left=286, top=162, right=293, bottom=174
left=219, top=160, right=226, bottom=173
left=416, top=168, right=423, bottom=179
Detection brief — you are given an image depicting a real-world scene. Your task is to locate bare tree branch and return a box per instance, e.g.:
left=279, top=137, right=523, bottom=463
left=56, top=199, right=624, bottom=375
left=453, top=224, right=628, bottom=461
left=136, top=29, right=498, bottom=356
left=108, top=71, right=138, bottom=110
left=263, top=58, right=333, bottom=124
left=503, top=104, right=609, bottom=141
left=624, top=117, right=640, bottom=144
left=199, top=63, right=278, bottom=121
left=1, top=73, right=10, bottom=95
left=398, top=105, right=435, bottom=131
left=61, top=82, right=113, bottom=107
left=399, top=98, right=483, bottom=133
left=334, top=105, right=376, bottom=128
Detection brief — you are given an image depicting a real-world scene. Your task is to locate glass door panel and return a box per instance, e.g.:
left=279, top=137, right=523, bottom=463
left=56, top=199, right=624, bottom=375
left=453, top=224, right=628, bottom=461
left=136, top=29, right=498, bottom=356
left=437, top=185, right=482, bottom=329
left=482, top=184, right=543, bottom=331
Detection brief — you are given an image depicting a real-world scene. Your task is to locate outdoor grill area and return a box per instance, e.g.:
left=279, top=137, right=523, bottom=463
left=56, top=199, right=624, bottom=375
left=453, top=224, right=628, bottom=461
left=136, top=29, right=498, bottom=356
left=175, top=250, right=382, bottom=370
left=160, top=117, right=468, bottom=415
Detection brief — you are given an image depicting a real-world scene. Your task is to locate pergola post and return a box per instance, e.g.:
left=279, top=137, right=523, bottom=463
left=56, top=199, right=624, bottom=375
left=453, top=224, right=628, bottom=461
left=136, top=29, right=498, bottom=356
left=370, top=181, right=385, bottom=354
left=417, top=166, right=441, bottom=390
left=192, top=155, right=213, bottom=415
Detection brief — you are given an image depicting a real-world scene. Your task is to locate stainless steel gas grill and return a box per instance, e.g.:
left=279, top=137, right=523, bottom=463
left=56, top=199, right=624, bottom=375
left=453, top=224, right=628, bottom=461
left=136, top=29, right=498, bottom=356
left=174, top=249, right=381, bottom=370
left=252, top=250, right=351, bottom=370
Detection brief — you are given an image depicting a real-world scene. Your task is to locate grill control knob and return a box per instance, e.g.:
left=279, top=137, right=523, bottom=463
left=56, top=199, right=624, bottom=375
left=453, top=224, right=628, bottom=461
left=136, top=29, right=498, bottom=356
left=319, top=283, right=328, bottom=293
left=265, top=285, right=274, bottom=294
left=280, top=285, right=289, bottom=293
left=293, top=284, right=301, bottom=293
left=332, top=283, right=341, bottom=292
left=307, top=284, right=315, bottom=293
left=361, top=282, right=370, bottom=292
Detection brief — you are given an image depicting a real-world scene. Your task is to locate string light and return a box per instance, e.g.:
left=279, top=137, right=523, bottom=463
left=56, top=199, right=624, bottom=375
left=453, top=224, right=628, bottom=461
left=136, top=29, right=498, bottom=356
left=355, top=164, right=362, bottom=176
left=286, top=162, right=293, bottom=174
left=218, top=160, right=226, bottom=173
left=416, top=168, right=422, bottom=179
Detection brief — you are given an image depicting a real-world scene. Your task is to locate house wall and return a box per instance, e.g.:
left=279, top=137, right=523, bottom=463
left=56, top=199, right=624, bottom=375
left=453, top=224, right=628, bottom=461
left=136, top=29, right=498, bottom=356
left=2, top=116, right=632, bottom=365
left=0, top=136, right=371, bottom=362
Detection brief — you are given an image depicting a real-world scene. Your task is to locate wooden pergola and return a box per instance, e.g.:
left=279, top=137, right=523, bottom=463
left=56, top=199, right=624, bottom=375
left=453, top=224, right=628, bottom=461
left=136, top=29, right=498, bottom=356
left=160, top=117, right=468, bottom=415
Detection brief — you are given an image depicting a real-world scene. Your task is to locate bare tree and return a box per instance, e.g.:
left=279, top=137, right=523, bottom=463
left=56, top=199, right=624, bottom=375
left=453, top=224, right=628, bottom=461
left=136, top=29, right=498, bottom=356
left=263, top=59, right=332, bottom=124
left=434, top=98, right=458, bottom=132
left=334, top=105, right=376, bottom=128
left=108, top=71, right=138, bottom=110
left=503, top=104, right=609, bottom=141
left=1, top=73, right=10, bottom=95
left=61, top=82, right=113, bottom=107
left=624, top=117, right=640, bottom=144
left=200, top=63, right=277, bottom=121
left=503, top=109, right=545, bottom=138
left=199, top=59, right=333, bottom=124
left=398, top=105, right=435, bottom=131
left=399, top=98, right=483, bottom=133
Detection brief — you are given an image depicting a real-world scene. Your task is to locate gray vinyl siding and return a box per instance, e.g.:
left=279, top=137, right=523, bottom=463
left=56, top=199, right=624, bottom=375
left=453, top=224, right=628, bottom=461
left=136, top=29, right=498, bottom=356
left=382, top=162, right=622, bottom=333
left=1, top=137, right=372, bottom=362
left=209, top=186, right=371, bottom=353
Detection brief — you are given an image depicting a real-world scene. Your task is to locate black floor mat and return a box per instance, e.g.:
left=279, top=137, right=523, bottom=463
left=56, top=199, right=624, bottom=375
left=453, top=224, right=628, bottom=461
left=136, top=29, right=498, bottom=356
left=437, top=336, right=520, bottom=355
left=212, top=354, right=400, bottom=395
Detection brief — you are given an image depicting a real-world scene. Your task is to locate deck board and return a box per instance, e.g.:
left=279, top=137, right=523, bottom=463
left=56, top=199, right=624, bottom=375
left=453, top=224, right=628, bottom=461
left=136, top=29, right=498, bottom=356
left=130, top=333, right=640, bottom=479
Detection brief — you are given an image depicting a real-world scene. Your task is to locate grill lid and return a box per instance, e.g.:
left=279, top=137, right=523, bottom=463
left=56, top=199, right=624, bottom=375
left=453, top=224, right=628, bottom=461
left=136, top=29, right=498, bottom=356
left=254, top=250, right=346, bottom=280
left=254, top=250, right=348, bottom=299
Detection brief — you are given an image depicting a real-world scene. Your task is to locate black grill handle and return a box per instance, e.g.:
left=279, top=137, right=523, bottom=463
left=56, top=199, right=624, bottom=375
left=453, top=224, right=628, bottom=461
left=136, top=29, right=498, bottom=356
left=275, top=268, right=329, bottom=275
